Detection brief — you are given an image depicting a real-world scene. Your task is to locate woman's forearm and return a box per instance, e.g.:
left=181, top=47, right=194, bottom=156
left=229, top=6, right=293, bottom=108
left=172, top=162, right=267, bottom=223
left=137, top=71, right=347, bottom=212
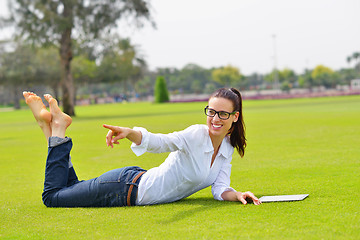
left=126, top=129, right=142, bottom=145
left=221, top=190, right=239, bottom=201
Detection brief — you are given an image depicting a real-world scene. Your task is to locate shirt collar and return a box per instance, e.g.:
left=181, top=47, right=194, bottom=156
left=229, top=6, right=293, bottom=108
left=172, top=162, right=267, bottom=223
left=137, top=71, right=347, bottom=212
left=218, top=136, right=234, bottom=158
left=204, top=132, right=214, bottom=153
left=204, top=127, right=234, bottom=158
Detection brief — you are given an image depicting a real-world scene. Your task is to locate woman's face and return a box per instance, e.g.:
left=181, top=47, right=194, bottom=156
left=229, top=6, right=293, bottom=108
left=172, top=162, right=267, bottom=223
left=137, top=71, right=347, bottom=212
left=206, top=97, right=239, bottom=140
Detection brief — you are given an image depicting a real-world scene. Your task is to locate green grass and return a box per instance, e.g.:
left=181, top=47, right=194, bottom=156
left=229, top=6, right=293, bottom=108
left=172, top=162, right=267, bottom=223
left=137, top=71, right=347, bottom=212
left=1, top=96, right=359, bottom=239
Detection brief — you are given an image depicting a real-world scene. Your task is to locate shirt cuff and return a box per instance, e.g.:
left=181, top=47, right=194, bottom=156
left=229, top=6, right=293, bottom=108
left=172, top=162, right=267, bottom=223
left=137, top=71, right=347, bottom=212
left=131, top=127, right=150, bottom=156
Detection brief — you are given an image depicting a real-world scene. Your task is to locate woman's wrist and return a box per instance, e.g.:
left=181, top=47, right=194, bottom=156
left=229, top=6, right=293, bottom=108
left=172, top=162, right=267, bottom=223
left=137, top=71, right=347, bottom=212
left=127, top=129, right=142, bottom=145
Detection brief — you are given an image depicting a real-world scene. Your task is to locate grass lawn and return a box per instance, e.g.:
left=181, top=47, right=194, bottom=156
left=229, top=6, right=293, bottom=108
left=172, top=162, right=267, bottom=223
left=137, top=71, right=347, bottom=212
left=1, top=95, right=359, bottom=239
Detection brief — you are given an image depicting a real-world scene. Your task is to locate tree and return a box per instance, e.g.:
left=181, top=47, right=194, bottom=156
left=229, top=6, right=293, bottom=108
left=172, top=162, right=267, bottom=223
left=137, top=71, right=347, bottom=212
left=177, top=64, right=212, bottom=93
left=311, top=65, right=339, bottom=88
left=347, top=56, right=352, bottom=68
left=265, top=68, right=297, bottom=84
left=191, top=80, right=202, bottom=93
left=72, top=56, right=97, bottom=85
left=298, top=69, right=314, bottom=90
left=0, top=44, right=37, bottom=109
left=352, top=52, right=360, bottom=65
left=154, top=76, right=169, bottom=103
left=281, top=68, right=297, bottom=86
left=158, top=68, right=184, bottom=93
left=3, top=0, right=153, bottom=115
left=337, top=68, right=359, bottom=85
left=34, top=46, right=62, bottom=99
left=280, top=81, right=291, bottom=92
left=246, top=73, right=265, bottom=90
left=72, top=55, right=97, bottom=100
left=212, top=65, right=242, bottom=88
left=264, top=69, right=277, bottom=84
left=346, top=51, right=360, bottom=72
left=97, top=37, right=146, bottom=96
left=135, top=75, right=154, bottom=98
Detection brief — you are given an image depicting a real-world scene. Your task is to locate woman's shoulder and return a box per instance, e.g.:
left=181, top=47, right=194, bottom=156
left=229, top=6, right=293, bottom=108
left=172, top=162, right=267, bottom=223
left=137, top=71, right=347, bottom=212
left=179, top=124, right=209, bottom=143
left=183, top=124, right=208, bottom=135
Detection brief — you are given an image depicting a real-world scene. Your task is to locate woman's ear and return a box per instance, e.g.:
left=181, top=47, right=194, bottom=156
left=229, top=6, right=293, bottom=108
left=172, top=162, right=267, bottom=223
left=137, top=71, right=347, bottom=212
left=233, top=112, right=240, bottom=123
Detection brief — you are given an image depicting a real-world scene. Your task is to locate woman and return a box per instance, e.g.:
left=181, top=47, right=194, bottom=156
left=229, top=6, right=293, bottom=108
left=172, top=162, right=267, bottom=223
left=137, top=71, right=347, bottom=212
left=23, top=88, right=261, bottom=207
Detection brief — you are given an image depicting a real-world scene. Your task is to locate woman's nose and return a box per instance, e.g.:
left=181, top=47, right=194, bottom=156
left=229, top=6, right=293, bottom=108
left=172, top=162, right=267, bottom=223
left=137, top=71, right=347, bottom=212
left=213, top=113, right=221, bottom=121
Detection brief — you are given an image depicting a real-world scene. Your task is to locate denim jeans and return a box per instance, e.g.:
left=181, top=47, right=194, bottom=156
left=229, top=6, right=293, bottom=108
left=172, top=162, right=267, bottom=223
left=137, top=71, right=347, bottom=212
left=42, top=137, right=146, bottom=207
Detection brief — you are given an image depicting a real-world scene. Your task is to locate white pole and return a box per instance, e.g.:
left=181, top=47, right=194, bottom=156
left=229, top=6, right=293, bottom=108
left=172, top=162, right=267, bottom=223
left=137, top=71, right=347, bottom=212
left=272, top=34, right=279, bottom=90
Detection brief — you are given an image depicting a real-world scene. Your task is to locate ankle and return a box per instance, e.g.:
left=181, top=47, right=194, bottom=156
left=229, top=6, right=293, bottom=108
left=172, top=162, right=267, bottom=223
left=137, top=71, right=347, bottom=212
left=48, top=136, right=71, bottom=147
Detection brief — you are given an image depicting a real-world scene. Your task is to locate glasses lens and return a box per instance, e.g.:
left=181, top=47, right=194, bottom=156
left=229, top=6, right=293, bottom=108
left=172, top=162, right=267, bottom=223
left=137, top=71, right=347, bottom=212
left=206, top=108, right=216, bottom=117
left=219, top=112, right=230, bottom=119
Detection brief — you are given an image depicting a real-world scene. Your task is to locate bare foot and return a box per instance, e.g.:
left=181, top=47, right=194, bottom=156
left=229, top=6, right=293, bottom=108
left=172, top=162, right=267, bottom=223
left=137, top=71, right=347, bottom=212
left=44, top=94, right=72, bottom=138
left=23, top=91, right=52, bottom=140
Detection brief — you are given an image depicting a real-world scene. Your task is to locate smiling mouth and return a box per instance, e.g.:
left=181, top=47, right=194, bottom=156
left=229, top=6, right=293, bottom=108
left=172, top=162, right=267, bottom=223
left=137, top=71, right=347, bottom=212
left=212, top=123, right=223, bottom=129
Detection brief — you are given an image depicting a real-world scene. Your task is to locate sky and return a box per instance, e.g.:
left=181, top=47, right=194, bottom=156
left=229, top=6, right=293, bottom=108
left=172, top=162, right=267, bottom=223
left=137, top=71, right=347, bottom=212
left=1, top=0, right=360, bottom=75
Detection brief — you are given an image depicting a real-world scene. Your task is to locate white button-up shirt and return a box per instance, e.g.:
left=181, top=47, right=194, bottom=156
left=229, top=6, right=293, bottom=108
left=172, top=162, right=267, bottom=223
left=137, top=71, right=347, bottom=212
left=132, top=124, right=236, bottom=205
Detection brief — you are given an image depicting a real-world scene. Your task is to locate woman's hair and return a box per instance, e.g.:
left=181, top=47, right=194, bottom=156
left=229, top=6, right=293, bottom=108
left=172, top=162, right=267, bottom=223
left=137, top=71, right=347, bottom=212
left=210, top=88, right=246, bottom=157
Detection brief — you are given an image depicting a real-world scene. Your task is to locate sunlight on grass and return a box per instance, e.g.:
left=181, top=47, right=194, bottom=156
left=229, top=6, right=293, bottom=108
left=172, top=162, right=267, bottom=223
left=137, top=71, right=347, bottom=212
left=1, top=96, right=359, bottom=239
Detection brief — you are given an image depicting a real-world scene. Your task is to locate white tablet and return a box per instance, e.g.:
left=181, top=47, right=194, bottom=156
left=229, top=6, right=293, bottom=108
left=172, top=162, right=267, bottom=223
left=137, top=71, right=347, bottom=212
left=259, top=194, right=309, bottom=203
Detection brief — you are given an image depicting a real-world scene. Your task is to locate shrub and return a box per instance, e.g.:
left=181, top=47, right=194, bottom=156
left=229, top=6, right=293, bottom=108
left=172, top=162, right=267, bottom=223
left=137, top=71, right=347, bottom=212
left=154, top=76, right=170, bottom=103
left=281, top=81, right=291, bottom=92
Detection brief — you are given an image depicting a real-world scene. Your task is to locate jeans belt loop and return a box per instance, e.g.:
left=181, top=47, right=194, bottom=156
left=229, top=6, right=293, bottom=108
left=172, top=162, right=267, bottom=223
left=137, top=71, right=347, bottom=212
left=127, top=171, right=146, bottom=206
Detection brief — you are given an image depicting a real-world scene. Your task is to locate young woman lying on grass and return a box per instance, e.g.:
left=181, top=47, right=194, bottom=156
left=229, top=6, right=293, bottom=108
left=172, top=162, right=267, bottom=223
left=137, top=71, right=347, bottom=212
left=23, top=88, right=261, bottom=207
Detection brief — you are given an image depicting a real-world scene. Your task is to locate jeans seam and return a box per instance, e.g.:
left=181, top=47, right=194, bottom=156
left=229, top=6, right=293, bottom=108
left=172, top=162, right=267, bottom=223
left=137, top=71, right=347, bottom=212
left=98, top=167, right=126, bottom=184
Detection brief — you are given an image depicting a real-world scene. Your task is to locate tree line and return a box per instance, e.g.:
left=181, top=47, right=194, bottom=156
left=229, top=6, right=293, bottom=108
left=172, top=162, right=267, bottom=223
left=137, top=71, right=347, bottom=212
left=0, top=1, right=359, bottom=112
left=0, top=36, right=146, bottom=109
left=1, top=42, right=359, bottom=109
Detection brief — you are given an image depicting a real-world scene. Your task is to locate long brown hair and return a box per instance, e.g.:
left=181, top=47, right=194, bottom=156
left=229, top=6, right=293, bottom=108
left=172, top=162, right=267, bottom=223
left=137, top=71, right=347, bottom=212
left=210, top=88, right=246, bottom=157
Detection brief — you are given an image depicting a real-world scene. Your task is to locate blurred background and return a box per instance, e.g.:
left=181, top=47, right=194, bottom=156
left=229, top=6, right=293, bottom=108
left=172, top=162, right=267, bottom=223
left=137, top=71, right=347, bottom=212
left=0, top=0, right=359, bottom=115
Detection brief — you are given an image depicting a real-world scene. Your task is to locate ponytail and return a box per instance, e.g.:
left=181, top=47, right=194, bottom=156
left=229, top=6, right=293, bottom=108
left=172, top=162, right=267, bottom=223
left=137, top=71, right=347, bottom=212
left=210, top=88, right=246, bottom=157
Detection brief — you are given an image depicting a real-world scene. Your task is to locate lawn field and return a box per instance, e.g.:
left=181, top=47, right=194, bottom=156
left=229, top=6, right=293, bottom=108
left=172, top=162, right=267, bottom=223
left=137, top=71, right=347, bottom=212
left=1, top=95, right=359, bottom=239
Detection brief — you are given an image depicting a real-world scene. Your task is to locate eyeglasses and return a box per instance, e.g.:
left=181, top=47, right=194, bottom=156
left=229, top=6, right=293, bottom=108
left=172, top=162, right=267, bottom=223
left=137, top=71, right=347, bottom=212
left=204, top=106, right=237, bottom=120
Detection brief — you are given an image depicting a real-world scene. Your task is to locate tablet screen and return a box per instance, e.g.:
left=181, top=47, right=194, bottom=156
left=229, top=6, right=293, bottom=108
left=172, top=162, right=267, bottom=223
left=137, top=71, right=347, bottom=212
left=259, top=194, right=309, bottom=203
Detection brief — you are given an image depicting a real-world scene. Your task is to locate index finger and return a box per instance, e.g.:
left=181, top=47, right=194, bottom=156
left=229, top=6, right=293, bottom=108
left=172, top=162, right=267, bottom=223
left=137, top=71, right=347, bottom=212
left=103, top=124, right=118, bottom=131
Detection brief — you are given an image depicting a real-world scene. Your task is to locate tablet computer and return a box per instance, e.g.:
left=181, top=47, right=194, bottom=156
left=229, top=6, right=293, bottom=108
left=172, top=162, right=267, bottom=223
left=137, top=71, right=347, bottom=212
left=259, top=194, right=309, bottom=203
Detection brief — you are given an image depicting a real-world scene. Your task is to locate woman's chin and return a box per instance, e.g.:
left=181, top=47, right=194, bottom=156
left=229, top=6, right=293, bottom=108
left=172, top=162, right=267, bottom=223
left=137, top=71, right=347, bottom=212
left=209, top=128, right=227, bottom=138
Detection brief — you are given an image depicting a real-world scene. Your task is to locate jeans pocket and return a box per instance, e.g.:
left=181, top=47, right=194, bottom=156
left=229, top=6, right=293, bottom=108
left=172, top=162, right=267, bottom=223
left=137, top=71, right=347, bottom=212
left=98, top=168, right=125, bottom=184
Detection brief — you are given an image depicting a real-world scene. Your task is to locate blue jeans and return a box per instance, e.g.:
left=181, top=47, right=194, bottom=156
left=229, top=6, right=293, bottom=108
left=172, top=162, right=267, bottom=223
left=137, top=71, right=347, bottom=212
left=42, top=138, right=146, bottom=207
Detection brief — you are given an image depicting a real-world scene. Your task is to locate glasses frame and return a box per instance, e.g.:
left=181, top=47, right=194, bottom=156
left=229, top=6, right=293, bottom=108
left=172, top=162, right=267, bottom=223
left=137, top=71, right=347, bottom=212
left=204, top=106, right=237, bottom=120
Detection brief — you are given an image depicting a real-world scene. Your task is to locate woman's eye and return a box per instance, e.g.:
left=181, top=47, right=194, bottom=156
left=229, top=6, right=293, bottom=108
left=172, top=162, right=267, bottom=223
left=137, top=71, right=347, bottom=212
left=219, top=112, right=229, bottom=118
